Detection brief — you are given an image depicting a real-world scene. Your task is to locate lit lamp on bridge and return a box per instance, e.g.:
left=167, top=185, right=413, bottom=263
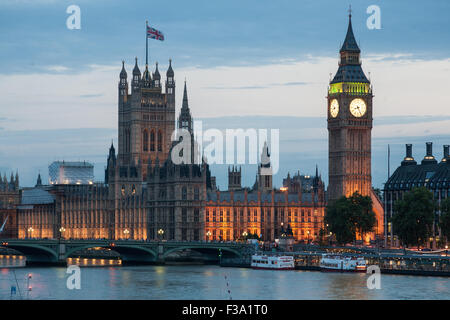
left=242, top=231, right=248, bottom=241
left=123, top=229, right=130, bottom=240
left=27, top=227, right=34, bottom=239
left=307, top=230, right=310, bottom=244
left=158, top=229, right=164, bottom=241
left=59, top=227, right=66, bottom=240
left=206, top=231, right=211, bottom=242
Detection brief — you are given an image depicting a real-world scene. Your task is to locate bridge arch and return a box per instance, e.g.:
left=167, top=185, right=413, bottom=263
left=162, top=245, right=243, bottom=260
left=64, top=243, right=157, bottom=263
left=3, top=244, right=59, bottom=263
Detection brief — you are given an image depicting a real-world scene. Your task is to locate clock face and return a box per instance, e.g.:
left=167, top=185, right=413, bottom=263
left=349, top=98, right=367, bottom=117
left=329, top=99, right=339, bottom=118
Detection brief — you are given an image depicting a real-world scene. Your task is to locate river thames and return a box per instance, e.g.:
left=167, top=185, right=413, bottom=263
left=1, top=264, right=449, bottom=300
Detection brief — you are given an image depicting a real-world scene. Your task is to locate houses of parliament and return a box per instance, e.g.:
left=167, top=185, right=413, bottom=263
left=0, top=14, right=386, bottom=243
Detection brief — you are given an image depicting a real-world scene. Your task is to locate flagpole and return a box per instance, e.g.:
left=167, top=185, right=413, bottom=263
left=146, top=20, right=149, bottom=66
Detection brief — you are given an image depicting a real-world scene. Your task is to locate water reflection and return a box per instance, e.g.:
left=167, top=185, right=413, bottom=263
left=0, top=265, right=448, bottom=300
left=0, top=256, right=26, bottom=268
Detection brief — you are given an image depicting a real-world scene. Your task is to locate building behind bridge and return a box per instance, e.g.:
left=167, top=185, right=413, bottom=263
left=1, top=58, right=326, bottom=243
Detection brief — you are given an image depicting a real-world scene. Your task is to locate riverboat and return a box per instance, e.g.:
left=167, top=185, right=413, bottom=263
left=320, top=254, right=367, bottom=272
left=251, top=254, right=294, bottom=270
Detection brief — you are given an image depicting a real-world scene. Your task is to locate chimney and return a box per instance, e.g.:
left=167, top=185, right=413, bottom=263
left=443, top=145, right=449, bottom=162
left=426, top=142, right=433, bottom=158
left=421, top=142, right=437, bottom=164
left=406, top=144, right=413, bottom=159
left=401, top=144, right=417, bottom=166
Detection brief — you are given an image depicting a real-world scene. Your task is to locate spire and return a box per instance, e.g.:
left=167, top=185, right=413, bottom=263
left=153, top=62, right=160, bottom=80
left=182, top=80, right=189, bottom=110
left=340, top=8, right=360, bottom=53
left=142, top=64, right=152, bottom=87
left=166, top=59, right=174, bottom=77
left=120, top=60, right=127, bottom=78
left=36, top=173, right=42, bottom=187
left=133, top=57, right=141, bottom=75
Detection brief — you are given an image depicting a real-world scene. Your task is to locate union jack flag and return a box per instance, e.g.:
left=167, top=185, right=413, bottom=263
left=147, top=26, right=164, bottom=41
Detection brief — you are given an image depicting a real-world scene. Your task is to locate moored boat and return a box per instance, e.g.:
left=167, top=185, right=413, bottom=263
left=319, top=254, right=367, bottom=272
left=251, top=254, right=294, bottom=270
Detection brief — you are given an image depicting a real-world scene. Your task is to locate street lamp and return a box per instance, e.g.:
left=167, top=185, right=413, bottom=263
left=242, top=231, right=248, bottom=241
left=206, top=231, right=211, bottom=242
left=446, top=245, right=448, bottom=256
left=123, top=229, right=130, bottom=240
left=59, top=227, right=66, bottom=240
left=27, top=227, right=34, bottom=239
left=307, top=230, right=310, bottom=244
left=158, top=228, right=164, bottom=241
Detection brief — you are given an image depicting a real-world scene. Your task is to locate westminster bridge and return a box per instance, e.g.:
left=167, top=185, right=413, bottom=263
left=0, top=239, right=254, bottom=265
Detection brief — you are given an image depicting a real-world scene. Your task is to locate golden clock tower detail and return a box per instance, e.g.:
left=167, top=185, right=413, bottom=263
left=327, top=12, right=373, bottom=201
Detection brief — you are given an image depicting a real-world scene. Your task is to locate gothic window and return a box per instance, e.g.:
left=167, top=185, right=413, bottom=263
left=182, top=208, right=187, bottom=223
left=194, top=187, right=199, bottom=200
left=182, top=187, right=187, bottom=200
left=150, top=130, right=155, bottom=151
left=157, top=130, right=163, bottom=152
left=143, top=130, right=149, bottom=152
left=194, top=209, right=199, bottom=223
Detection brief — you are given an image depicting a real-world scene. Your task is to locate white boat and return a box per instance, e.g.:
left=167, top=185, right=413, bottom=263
left=251, top=254, right=295, bottom=270
left=319, top=254, right=367, bottom=272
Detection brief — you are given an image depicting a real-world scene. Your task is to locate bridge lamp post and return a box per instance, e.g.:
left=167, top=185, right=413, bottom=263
left=123, top=229, right=130, bottom=240
left=27, top=227, right=34, bottom=239
left=59, top=227, right=66, bottom=240
left=307, top=230, right=310, bottom=244
left=158, top=229, right=164, bottom=241
left=206, top=231, right=211, bottom=242
left=242, top=231, right=248, bottom=242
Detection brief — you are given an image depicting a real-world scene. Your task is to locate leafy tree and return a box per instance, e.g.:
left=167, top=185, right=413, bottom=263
left=325, top=192, right=376, bottom=245
left=392, top=187, right=435, bottom=247
left=350, top=192, right=377, bottom=241
left=439, top=198, right=450, bottom=242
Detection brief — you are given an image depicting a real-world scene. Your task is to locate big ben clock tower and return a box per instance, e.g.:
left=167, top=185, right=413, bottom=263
left=327, top=12, right=373, bottom=201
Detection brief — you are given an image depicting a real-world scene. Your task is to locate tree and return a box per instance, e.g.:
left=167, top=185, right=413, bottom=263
left=325, top=192, right=376, bottom=245
left=392, top=187, right=435, bottom=247
left=439, top=198, right=450, bottom=242
left=350, top=192, right=377, bottom=241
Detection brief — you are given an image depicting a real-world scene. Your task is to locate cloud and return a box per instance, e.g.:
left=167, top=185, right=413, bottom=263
left=79, top=93, right=104, bottom=98
left=0, top=53, right=449, bottom=133
left=46, top=65, right=70, bottom=73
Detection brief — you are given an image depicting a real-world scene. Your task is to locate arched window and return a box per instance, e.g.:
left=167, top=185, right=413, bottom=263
left=157, top=130, right=163, bottom=152
left=143, top=130, right=149, bottom=152
left=150, top=130, right=155, bottom=151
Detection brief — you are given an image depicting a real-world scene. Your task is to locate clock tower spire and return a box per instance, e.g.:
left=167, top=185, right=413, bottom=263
left=327, top=12, right=373, bottom=201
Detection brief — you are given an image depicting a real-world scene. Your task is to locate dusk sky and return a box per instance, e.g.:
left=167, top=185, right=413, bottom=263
left=0, top=0, right=449, bottom=188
